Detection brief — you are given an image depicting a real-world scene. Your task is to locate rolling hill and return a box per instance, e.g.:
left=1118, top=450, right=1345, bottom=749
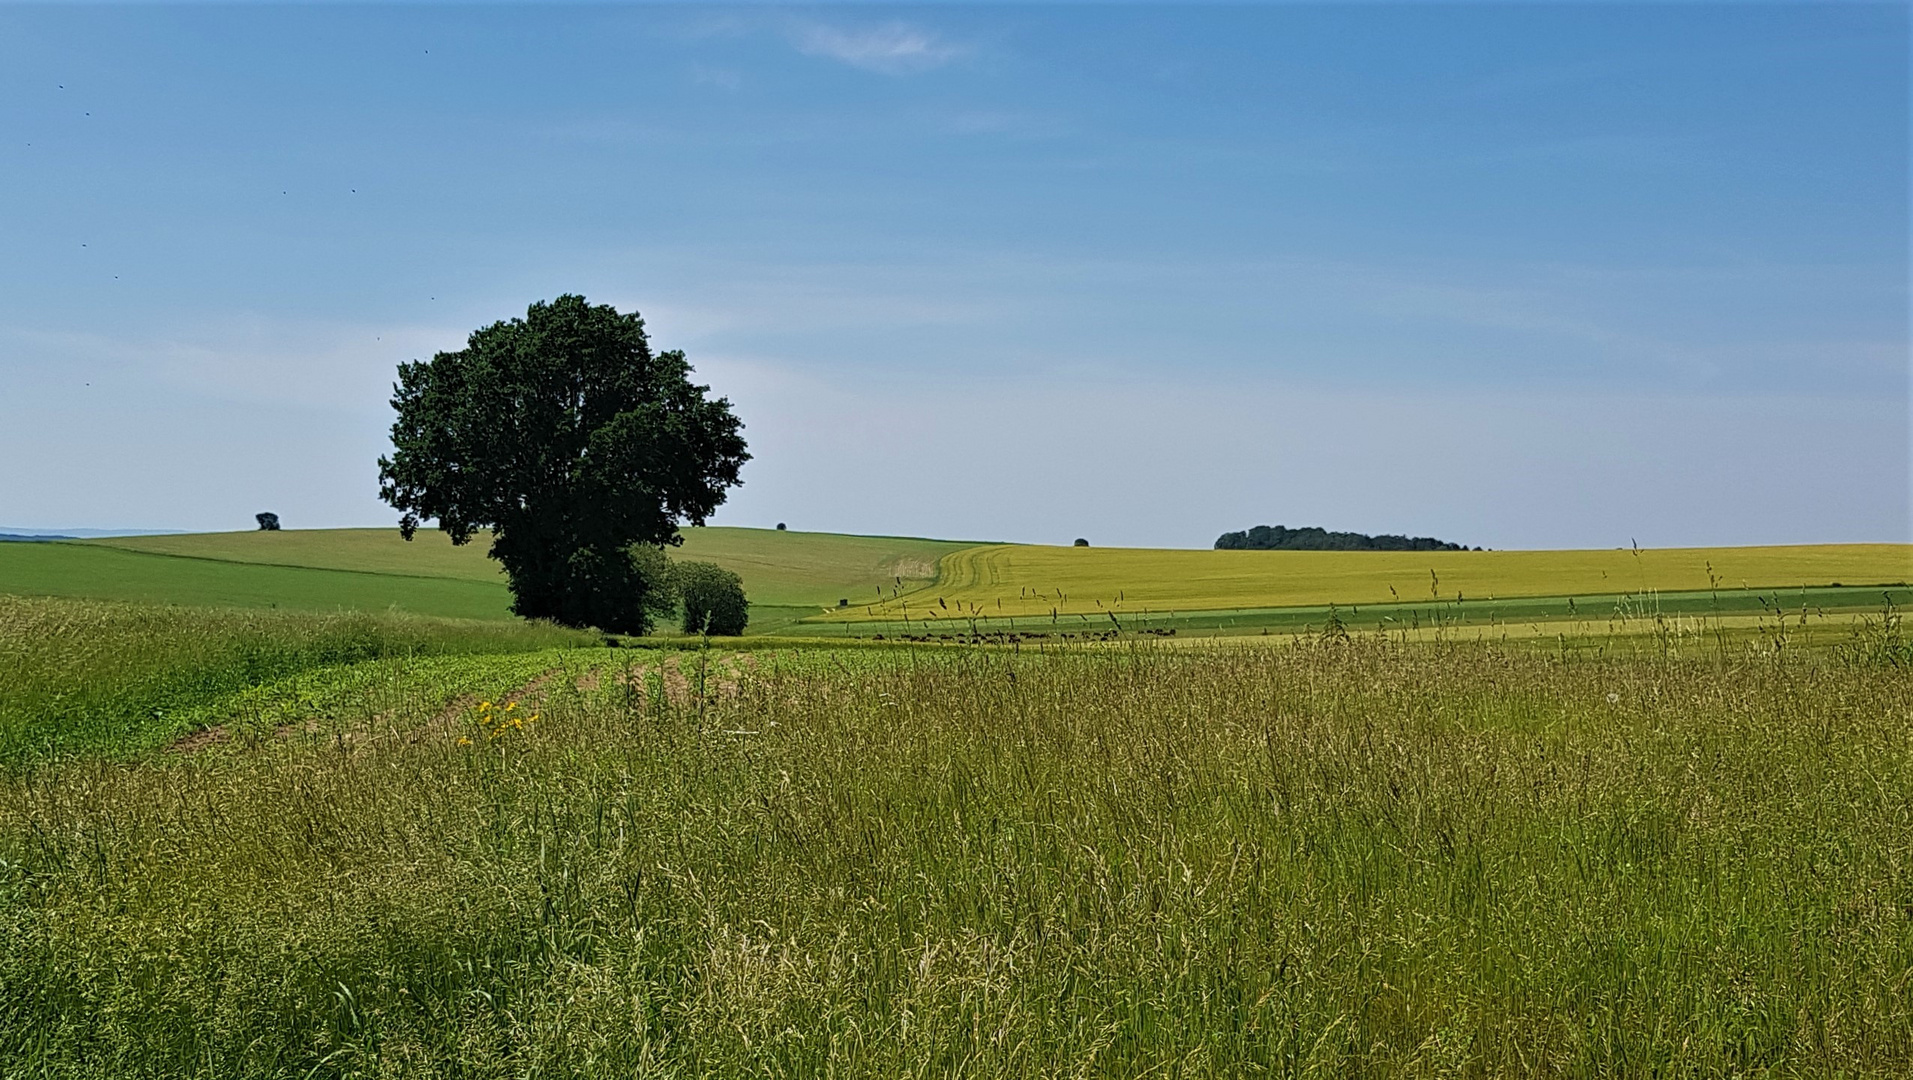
left=0, top=526, right=970, bottom=629
left=85, top=526, right=968, bottom=609
left=0, top=541, right=515, bottom=621
left=3, top=525, right=1905, bottom=638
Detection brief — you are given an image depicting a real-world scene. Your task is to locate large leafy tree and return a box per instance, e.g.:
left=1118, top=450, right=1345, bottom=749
left=378, top=295, right=748, bottom=633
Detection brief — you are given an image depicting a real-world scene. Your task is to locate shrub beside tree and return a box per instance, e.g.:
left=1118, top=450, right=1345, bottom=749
left=626, top=545, right=681, bottom=631
left=377, top=295, right=748, bottom=635
left=674, top=561, right=748, bottom=636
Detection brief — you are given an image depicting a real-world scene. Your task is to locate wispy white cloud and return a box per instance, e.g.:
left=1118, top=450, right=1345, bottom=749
left=789, top=20, right=964, bottom=75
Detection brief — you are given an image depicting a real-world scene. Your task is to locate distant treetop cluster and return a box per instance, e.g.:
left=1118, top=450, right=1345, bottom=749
left=1215, top=524, right=1474, bottom=552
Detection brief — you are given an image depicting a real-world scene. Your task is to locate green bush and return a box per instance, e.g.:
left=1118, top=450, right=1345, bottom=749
left=674, top=560, right=748, bottom=635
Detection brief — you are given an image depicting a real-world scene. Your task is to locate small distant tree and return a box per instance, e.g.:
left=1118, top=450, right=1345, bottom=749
left=1073, top=538, right=1089, bottom=547
left=675, top=561, right=748, bottom=636
left=255, top=512, right=281, bottom=531
left=776, top=523, right=787, bottom=531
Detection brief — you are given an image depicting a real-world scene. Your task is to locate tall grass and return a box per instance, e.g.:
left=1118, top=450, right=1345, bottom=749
left=0, top=595, right=596, bottom=764
left=2, top=639, right=1909, bottom=1076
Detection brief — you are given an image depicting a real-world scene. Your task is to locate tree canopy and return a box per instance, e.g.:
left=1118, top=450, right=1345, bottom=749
left=378, top=295, right=748, bottom=633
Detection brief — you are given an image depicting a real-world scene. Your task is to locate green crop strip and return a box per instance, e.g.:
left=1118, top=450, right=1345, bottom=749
left=0, top=595, right=597, bottom=765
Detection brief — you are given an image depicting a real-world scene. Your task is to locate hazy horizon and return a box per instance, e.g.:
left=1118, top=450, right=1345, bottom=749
left=4, top=522, right=1907, bottom=556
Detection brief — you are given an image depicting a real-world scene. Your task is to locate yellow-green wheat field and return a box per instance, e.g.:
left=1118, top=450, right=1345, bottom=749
left=832, top=542, right=1913, bottom=620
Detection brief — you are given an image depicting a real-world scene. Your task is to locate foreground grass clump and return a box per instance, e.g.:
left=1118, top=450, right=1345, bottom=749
left=2, top=642, right=1911, bottom=1076
left=0, top=595, right=595, bottom=763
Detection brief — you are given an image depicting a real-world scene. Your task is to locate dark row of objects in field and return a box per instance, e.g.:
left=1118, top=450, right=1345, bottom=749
left=864, top=627, right=1179, bottom=644
left=1215, top=524, right=1477, bottom=552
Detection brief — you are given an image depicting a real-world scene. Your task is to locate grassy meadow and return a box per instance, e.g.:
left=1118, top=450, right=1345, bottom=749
left=1, top=626, right=1910, bottom=1076
left=0, top=594, right=596, bottom=764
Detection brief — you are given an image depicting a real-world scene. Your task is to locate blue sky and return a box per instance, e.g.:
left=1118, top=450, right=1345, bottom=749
left=1, top=3, right=1906, bottom=549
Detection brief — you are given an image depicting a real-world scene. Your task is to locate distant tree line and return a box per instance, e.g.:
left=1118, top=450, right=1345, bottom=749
left=1215, top=525, right=1474, bottom=552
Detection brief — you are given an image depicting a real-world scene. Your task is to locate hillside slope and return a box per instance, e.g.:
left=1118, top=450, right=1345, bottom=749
left=0, top=542, right=514, bottom=620
left=87, top=528, right=502, bottom=582
left=74, top=526, right=973, bottom=613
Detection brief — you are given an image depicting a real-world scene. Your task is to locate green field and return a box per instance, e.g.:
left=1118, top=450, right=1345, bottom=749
left=2, top=607, right=1909, bottom=1074
left=4, top=530, right=1912, bottom=1074
left=0, top=593, right=595, bottom=764
left=86, top=527, right=510, bottom=582
left=0, top=540, right=518, bottom=621
left=84, top=526, right=969, bottom=609
left=0, top=527, right=971, bottom=629
left=8, top=529, right=1902, bottom=642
